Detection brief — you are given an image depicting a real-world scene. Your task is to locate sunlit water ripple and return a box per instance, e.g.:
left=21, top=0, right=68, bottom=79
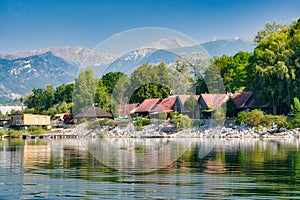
left=1, top=138, right=300, bottom=199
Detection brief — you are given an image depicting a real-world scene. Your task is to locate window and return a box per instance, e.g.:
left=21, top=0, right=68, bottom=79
left=43, top=117, right=47, bottom=125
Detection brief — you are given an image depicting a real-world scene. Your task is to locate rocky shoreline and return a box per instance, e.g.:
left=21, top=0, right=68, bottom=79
left=77, top=123, right=300, bottom=139
left=2, top=123, right=300, bottom=140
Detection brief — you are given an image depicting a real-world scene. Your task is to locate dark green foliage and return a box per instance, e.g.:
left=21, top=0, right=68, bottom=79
left=54, top=83, right=74, bottom=104
left=195, top=76, right=208, bottom=94
left=129, top=62, right=171, bottom=103
left=226, top=96, right=236, bottom=117
left=288, top=97, right=300, bottom=129
left=102, top=72, right=126, bottom=94
left=247, top=19, right=300, bottom=114
left=214, top=51, right=252, bottom=93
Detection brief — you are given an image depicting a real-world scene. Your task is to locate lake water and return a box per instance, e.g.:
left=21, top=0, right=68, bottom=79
left=1, top=138, right=300, bottom=199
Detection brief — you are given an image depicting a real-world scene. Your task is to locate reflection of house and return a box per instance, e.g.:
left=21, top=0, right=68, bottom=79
left=118, top=103, right=139, bottom=118
left=134, top=98, right=161, bottom=117
left=23, top=143, right=51, bottom=167
left=75, top=106, right=112, bottom=120
left=10, top=114, right=51, bottom=126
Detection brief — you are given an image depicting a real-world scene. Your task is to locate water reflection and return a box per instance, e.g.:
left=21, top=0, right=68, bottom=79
left=1, top=138, right=300, bottom=199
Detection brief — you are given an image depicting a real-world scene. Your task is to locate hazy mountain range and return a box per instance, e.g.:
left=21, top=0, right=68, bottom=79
left=0, top=38, right=254, bottom=102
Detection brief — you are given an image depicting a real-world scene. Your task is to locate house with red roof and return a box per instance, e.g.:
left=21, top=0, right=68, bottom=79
left=149, top=96, right=177, bottom=119
left=118, top=103, right=139, bottom=118
left=198, top=93, right=229, bottom=118
left=231, top=91, right=253, bottom=112
left=151, top=96, right=177, bottom=113
left=134, top=98, right=161, bottom=117
left=174, top=95, right=201, bottom=118
left=231, top=91, right=272, bottom=114
left=75, top=106, right=113, bottom=120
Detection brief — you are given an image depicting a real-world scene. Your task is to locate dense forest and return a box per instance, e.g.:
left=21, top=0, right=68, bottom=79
left=3, top=18, right=299, bottom=119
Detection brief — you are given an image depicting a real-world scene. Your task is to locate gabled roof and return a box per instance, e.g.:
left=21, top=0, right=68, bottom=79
left=245, top=99, right=270, bottom=108
left=75, top=106, right=112, bottom=118
left=200, top=94, right=228, bottom=108
left=177, top=95, right=200, bottom=105
left=231, top=91, right=253, bottom=109
left=135, top=98, right=161, bottom=113
left=151, top=96, right=177, bottom=113
left=118, top=103, right=139, bottom=116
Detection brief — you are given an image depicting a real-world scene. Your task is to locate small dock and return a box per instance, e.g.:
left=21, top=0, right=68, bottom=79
left=22, top=133, right=82, bottom=140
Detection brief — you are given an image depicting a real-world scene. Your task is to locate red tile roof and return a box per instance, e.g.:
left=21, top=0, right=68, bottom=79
left=151, top=96, right=177, bottom=112
left=177, top=95, right=200, bottom=105
left=118, top=103, right=139, bottom=116
left=231, top=91, right=253, bottom=109
left=201, top=94, right=228, bottom=108
left=245, top=99, right=270, bottom=108
left=135, top=98, right=161, bottom=113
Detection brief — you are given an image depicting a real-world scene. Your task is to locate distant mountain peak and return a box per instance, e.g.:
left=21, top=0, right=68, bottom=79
left=143, top=37, right=195, bottom=50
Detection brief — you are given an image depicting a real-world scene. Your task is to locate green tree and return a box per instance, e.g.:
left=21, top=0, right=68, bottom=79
left=247, top=19, right=300, bottom=114
left=226, top=96, right=236, bottom=117
left=291, top=97, right=300, bottom=115
left=73, top=69, right=96, bottom=115
left=254, top=21, right=289, bottom=43
left=195, top=76, right=208, bottom=94
left=129, top=62, right=171, bottom=103
left=214, top=51, right=252, bottom=93
left=54, top=83, right=74, bottom=104
left=95, top=78, right=109, bottom=110
left=102, top=72, right=126, bottom=93
left=203, top=62, right=225, bottom=94
left=44, top=84, right=55, bottom=111
left=184, top=95, right=198, bottom=118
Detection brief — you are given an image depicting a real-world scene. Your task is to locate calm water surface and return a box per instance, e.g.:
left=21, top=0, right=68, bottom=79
left=1, top=138, right=300, bottom=199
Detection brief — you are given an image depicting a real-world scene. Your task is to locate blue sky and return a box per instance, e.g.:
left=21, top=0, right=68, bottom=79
left=0, top=0, right=299, bottom=52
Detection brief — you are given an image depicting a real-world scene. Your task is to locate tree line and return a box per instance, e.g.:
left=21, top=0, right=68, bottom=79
left=13, top=18, right=300, bottom=118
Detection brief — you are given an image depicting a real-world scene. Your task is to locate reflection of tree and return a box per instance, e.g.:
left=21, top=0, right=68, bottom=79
left=87, top=138, right=194, bottom=173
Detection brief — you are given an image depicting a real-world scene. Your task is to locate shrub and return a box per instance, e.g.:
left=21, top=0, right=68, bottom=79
left=181, top=114, right=193, bottom=129
left=236, top=111, right=248, bottom=125
left=134, top=117, right=152, bottom=130
left=247, top=109, right=264, bottom=127
left=27, top=126, right=44, bottom=134
left=98, top=131, right=107, bottom=137
left=0, top=131, right=6, bottom=136
left=8, top=130, right=24, bottom=136
left=87, top=120, right=101, bottom=130
left=261, top=114, right=286, bottom=128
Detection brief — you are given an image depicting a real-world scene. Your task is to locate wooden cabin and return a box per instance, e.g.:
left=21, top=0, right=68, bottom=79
left=10, top=114, right=51, bottom=126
